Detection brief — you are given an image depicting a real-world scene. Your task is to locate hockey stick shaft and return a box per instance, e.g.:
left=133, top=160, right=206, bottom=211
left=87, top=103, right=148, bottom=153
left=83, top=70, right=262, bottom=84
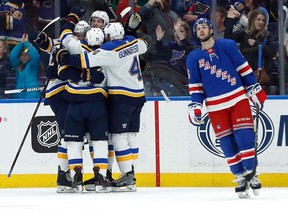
left=24, top=17, right=60, bottom=52
left=7, top=80, right=50, bottom=178
left=146, top=64, right=170, bottom=102
left=245, top=44, right=263, bottom=181
left=5, top=87, right=44, bottom=94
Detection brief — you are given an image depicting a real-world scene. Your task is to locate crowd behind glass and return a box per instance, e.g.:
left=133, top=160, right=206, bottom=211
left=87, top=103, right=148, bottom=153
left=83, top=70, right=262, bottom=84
left=0, top=0, right=288, bottom=100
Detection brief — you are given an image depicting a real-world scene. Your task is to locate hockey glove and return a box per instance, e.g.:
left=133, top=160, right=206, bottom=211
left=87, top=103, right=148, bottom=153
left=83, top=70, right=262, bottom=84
left=30, top=31, right=48, bottom=45
left=90, top=67, right=105, bottom=84
left=46, top=64, right=58, bottom=79
left=128, top=13, right=142, bottom=29
left=56, top=49, right=69, bottom=66
left=65, top=5, right=86, bottom=24
left=246, top=83, right=267, bottom=110
left=188, top=102, right=204, bottom=126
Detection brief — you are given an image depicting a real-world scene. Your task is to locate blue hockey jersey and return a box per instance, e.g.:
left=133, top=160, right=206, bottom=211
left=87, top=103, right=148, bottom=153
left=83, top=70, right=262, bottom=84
left=186, top=38, right=257, bottom=112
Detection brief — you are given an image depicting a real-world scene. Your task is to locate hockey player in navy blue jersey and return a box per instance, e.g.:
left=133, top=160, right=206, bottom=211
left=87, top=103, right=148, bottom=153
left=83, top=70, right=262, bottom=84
left=186, top=18, right=267, bottom=198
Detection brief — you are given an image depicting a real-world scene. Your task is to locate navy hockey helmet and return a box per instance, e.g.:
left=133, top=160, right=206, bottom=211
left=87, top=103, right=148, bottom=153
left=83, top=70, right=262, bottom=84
left=192, top=18, right=214, bottom=36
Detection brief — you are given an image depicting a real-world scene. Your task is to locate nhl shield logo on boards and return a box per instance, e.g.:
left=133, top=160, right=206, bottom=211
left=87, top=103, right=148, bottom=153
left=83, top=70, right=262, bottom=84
left=32, top=116, right=60, bottom=153
left=37, top=121, right=60, bottom=148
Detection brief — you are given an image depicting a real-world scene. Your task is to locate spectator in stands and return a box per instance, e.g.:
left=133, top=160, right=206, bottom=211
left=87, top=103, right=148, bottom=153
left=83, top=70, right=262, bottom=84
left=0, top=0, right=25, bottom=49
left=146, top=20, right=198, bottom=96
left=9, top=33, right=41, bottom=99
left=0, top=39, right=13, bottom=99
left=231, top=0, right=269, bottom=33
left=139, top=0, right=190, bottom=96
left=224, top=8, right=278, bottom=94
left=214, top=7, right=227, bottom=39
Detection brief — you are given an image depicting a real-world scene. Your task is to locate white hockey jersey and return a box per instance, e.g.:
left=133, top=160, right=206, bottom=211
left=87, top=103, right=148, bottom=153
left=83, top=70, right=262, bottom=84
left=66, top=35, right=148, bottom=105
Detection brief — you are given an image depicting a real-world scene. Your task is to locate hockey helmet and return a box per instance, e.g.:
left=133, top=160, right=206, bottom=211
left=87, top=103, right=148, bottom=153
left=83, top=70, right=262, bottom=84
left=86, top=28, right=104, bottom=46
left=104, top=22, right=125, bottom=40
left=192, top=18, right=213, bottom=36
left=90, top=10, right=109, bottom=26
left=74, top=20, right=90, bottom=34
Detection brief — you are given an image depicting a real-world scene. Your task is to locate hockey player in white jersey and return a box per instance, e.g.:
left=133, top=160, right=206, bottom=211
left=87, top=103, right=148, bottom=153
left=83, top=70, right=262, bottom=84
left=186, top=18, right=267, bottom=198
left=57, top=22, right=147, bottom=192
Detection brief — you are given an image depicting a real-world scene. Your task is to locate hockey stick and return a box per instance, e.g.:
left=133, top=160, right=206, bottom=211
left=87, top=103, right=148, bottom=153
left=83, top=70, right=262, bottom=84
left=7, top=80, right=50, bottom=177
left=245, top=43, right=263, bottom=182
left=146, top=63, right=170, bottom=103
left=24, top=16, right=60, bottom=52
left=5, top=86, right=44, bottom=94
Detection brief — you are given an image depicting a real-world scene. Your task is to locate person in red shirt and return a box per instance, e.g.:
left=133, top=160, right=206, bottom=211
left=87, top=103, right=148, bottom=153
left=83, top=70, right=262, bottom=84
left=116, top=0, right=140, bottom=23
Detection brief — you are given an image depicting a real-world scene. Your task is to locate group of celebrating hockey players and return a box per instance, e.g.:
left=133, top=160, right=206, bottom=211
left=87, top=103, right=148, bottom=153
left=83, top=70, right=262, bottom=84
left=33, top=5, right=146, bottom=193
left=29, top=1, right=267, bottom=199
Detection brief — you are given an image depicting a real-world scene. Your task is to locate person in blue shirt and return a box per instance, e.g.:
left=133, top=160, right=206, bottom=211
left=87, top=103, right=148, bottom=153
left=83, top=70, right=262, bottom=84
left=9, top=33, right=40, bottom=99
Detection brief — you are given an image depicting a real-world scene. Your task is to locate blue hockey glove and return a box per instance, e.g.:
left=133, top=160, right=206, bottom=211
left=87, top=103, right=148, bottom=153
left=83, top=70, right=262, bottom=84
left=66, top=5, right=86, bottom=24
left=90, top=67, right=105, bottom=84
left=188, top=102, right=204, bottom=126
left=56, top=49, right=69, bottom=66
left=246, top=83, right=267, bottom=110
left=46, top=64, right=58, bottom=79
left=30, top=31, right=47, bottom=45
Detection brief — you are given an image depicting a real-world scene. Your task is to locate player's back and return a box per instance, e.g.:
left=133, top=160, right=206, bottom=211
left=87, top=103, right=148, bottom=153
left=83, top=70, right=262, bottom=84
left=100, top=36, right=147, bottom=89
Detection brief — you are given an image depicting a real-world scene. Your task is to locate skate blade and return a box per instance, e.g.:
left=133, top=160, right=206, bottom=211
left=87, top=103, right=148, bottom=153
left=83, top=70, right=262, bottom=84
left=252, top=189, right=260, bottom=196
left=95, top=185, right=112, bottom=193
left=237, top=190, right=250, bottom=199
left=84, top=184, right=96, bottom=192
left=56, top=186, right=80, bottom=193
left=112, top=185, right=137, bottom=192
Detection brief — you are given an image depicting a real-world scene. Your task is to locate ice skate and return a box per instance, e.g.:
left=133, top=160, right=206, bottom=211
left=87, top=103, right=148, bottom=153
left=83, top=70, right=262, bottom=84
left=83, top=177, right=96, bottom=192
left=250, top=175, right=262, bottom=196
left=71, top=166, right=83, bottom=192
left=112, top=170, right=137, bottom=192
left=106, top=169, right=114, bottom=182
left=93, top=166, right=112, bottom=193
left=234, top=174, right=250, bottom=199
left=56, top=166, right=77, bottom=193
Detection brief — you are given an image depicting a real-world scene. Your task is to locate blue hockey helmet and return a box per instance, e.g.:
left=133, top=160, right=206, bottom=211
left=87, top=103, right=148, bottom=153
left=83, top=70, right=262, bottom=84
left=192, top=18, right=213, bottom=36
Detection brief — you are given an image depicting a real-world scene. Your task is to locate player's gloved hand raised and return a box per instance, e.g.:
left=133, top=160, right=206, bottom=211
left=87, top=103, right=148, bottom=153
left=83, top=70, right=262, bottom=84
left=128, top=13, right=142, bottom=29
left=90, top=67, right=105, bottom=84
left=188, top=102, right=204, bottom=126
left=30, top=31, right=47, bottom=45
left=246, top=83, right=267, bottom=109
left=66, top=5, right=86, bottom=24
left=56, top=49, right=69, bottom=66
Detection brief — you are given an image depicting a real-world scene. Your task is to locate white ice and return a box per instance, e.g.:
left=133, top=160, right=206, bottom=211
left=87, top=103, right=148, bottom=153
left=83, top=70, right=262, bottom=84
left=0, top=187, right=287, bottom=215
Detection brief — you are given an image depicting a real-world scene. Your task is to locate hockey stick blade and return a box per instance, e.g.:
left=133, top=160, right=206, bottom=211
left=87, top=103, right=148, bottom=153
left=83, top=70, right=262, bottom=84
left=120, top=6, right=131, bottom=18
left=5, top=87, right=44, bottom=94
left=41, top=17, right=60, bottom=33
left=160, top=90, right=170, bottom=103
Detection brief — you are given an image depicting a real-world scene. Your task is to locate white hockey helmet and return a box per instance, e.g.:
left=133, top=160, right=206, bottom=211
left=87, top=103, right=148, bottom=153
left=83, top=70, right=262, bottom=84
left=86, top=28, right=104, bottom=46
left=74, top=20, right=90, bottom=33
left=90, top=10, right=109, bottom=26
left=104, top=22, right=125, bottom=40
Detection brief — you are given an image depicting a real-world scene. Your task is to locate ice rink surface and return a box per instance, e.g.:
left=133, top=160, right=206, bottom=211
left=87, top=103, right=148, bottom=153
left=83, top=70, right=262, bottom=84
left=0, top=187, right=287, bottom=215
